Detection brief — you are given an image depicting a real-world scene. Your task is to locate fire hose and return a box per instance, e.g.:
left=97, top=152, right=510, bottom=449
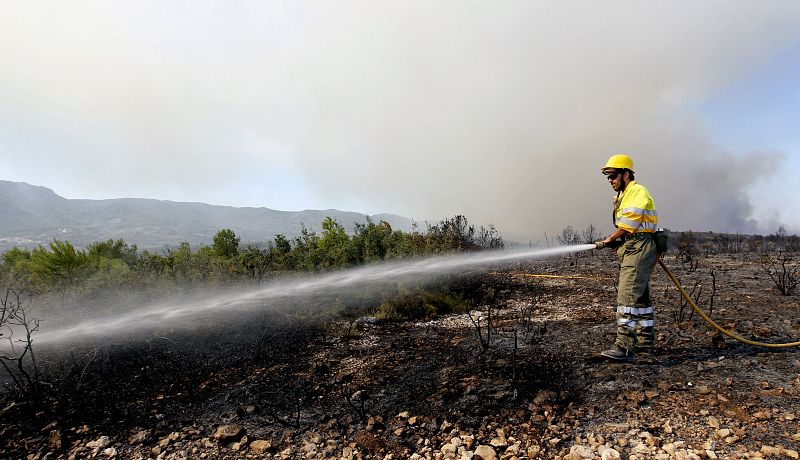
left=656, top=258, right=800, bottom=349
left=506, top=248, right=800, bottom=348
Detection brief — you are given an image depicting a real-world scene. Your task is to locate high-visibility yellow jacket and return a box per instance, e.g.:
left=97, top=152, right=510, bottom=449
left=613, top=180, right=658, bottom=233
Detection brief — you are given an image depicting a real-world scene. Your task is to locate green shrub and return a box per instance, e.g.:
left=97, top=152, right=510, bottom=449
left=374, top=289, right=467, bottom=321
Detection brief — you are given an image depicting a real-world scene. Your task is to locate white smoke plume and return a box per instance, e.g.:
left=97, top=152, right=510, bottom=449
left=1, top=1, right=799, bottom=239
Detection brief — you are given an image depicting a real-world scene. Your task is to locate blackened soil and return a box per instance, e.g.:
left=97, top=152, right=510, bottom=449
left=3, top=252, right=800, bottom=459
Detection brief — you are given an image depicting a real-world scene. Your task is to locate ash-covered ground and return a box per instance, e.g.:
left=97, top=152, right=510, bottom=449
left=3, top=250, right=800, bottom=460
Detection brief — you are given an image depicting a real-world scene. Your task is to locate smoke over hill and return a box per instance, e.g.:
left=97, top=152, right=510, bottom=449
left=2, top=2, right=800, bottom=237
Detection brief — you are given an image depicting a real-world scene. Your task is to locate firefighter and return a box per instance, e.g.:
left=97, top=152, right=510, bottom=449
left=595, top=154, right=658, bottom=361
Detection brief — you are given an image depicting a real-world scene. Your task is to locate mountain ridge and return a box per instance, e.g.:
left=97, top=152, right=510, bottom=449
left=0, top=180, right=415, bottom=251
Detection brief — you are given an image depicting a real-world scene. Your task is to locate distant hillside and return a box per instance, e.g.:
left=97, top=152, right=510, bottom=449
left=0, top=180, right=415, bottom=251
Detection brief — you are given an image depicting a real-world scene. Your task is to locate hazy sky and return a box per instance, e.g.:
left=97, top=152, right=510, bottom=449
left=2, top=1, right=800, bottom=239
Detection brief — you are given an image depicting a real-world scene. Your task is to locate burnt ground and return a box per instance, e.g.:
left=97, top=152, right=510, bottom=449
left=3, top=251, right=800, bottom=459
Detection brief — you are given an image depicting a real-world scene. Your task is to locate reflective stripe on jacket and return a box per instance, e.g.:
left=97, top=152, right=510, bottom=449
left=613, top=180, right=658, bottom=233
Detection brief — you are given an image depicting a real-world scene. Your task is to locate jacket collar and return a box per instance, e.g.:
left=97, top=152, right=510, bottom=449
left=621, top=179, right=637, bottom=195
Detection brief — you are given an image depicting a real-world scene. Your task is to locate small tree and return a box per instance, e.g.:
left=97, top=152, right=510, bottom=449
left=166, top=242, right=193, bottom=284
left=293, top=225, right=320, bottom=271
left=477, top=224, right=504, bottom=250
left=351, top=219, right=391, bottom=263
left=789, top=235, right=800, bottom=252
left=87, top=239, right=139, bottom=266
left=712, top=233, right=731, bottom=254
left=677, top=231, right=698, bottom=257
left=556, top=225, right=580, bottom=246
left=424, top=215, right=479, bottom=253
left=760, top=251, right=799, bottom=296
left=581, top=224, right=600, bottom=244
left=30, top=240, right=89, bottom=290
left=1, top=248, right=33, bottom=288
left=318, top=217, right=350, bottom=269
left=236, top=246, right=270, bottom=283
left=269, top=234, right=294, bottom=271
left=0, top=287, right=41, bottom=404
left=135, top=251, right=167, bottom=285
left=677, top=231, right=699, bottom=272
left=213, top=229, right=240, bottom=258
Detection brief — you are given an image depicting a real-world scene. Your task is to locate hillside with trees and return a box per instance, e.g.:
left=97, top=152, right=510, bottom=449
left=0, top=180, right=415, bottom=252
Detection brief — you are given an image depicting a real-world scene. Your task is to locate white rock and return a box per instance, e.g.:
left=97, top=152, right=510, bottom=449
left=597, top=446, right=621, bottom=460
left=489, top=437, right=507, bottom=448
left=505, top=443, right=520, bottom=455
left=630, top=443, right=650, bottom=455
left=473, top=445, right=497, bottom=460
left=568, top=444, right=595, bottom=459
left=128, top=431, right=149, bottom=445
left=761, top=445, right=784, bottom=457
left=602, top=450, right=621, bottom=460
left=212, top=425, right=244, bottom=443
left=250, top=440, right=272, bottom=455
left=87, top=436, right=111, bottom=449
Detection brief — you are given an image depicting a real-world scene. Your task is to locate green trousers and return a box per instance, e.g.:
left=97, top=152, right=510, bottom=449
left=615, top=236, right=658, bottom=352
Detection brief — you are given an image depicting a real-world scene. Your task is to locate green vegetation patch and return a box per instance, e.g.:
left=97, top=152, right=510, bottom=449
left=374, top=289, right=468, bottom=321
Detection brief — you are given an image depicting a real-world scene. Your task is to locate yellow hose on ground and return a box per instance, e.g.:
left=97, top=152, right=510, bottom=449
left=490, top=272, right=612, bottom=280
left=658, top=258, right=800, bottom=349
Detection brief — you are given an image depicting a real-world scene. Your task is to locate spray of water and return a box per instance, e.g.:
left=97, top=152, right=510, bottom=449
left=32, top=244, right=596, bottom=346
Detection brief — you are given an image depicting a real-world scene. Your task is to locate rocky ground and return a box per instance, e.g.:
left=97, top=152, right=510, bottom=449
left=4, top=251, right=800, bottom=460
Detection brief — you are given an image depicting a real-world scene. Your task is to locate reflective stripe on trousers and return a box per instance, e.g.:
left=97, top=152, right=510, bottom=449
left=617, top=306, right=653, bottom=315
left=617, top=318, right=654, bottom=328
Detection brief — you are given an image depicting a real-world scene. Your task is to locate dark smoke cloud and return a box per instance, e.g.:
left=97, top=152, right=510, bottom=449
left=1, top=1, right=799, bottom=239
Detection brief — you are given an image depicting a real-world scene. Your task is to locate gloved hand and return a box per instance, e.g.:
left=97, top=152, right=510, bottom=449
left=595, top=240, right=607, bottom=250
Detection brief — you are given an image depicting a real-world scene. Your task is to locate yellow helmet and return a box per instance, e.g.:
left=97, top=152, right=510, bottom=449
left=602, top=154, right=634, bottom=172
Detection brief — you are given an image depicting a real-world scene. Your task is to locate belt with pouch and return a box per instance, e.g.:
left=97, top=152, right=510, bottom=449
left=623, top=232, right=653, bottom=241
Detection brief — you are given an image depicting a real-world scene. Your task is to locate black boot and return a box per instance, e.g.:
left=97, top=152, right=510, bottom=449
left=601, top=346, right=634, bottom=362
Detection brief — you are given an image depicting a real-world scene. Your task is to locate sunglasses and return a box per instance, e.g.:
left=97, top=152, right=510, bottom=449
left=605, top=172, right=620, bottom=181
